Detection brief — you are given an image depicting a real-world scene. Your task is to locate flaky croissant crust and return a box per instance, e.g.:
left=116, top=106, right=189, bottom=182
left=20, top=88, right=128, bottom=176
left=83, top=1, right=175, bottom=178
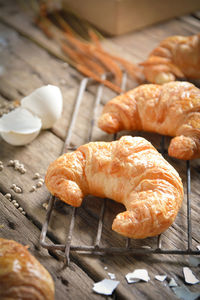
left=141, top=33, right=200, bottom=84
left=0, top=238, right=54, bottom=300
left=98, top=81, right=200, bottom=160
left=45, top=136, right=183, bottom=239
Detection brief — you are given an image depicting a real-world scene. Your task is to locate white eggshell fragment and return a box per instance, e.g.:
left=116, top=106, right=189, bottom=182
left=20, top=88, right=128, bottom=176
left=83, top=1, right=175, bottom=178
left=93, top=279, right=119, bottom=296
left=0, top=107, right=42, bottom=146
left=125, top=269, right=150, bottom=283
left=21, top=85, right=63, bottom=129
left=169, top=278, right=178, bottom=287
left=155, top=275, right=167, bottom=282
left=183, top=267, right=199, bottom=285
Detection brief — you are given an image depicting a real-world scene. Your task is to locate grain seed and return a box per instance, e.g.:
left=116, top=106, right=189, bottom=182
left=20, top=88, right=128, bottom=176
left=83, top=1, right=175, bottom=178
left=14, top=186, right=22, bottom=193
left=36, top=181, right=43, bottom=188
left=8, top=160, right=14, bottom=166
left=33, top=172, right=40, bottom=179
left=19, top=167, right=26, bottom=174
left=5, top=193, right=11, bottom=199
left=30, top=186, right=36, bottom=192
left=42, top=202, right=48, bottom=210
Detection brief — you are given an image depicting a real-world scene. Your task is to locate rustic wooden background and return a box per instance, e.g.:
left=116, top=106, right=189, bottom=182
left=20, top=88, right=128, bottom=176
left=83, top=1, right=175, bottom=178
left=0, top=0, right=200, bottom=299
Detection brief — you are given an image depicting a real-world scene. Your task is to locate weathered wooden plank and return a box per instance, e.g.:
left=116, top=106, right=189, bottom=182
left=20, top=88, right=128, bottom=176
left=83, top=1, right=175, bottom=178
left=0, top=129, right=200, bottom=299
left=0, top=194, right=105, bottom=300
left=0, top=1, right=200, bottom=299
left=0, top=0, right=70, bottom=65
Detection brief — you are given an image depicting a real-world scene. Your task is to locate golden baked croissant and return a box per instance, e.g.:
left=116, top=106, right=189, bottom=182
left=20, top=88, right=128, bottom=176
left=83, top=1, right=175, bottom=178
left=140, top=33, right=200, bottom=84
left=0, top=238, right=54, bottom=300
left=45, top=136, right=183, bottom=239
left=98, top=81, right=200, bottom=160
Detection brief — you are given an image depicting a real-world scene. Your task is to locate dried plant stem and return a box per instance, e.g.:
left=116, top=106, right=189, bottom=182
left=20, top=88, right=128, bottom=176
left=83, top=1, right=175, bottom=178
left=35, top=8, right=142, bottom=92
left=62, top=43, right=105, bottom=75
left=64, top=33, right=123, bottom=86
left=76, top=64, right=123, bottom=94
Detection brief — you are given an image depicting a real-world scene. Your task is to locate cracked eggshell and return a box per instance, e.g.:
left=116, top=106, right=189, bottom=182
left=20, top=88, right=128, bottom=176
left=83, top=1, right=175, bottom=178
left=21, top=85, right=63, bottom=129
left=0, top=107, right=42, bottom=146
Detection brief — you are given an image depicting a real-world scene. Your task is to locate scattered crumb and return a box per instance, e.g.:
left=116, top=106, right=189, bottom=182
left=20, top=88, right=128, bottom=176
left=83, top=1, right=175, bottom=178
left=8, top=159, right=26, bottom=174
left=42, top=202, right=48, bottom=210
left=93, top=279, right=119, bottom=296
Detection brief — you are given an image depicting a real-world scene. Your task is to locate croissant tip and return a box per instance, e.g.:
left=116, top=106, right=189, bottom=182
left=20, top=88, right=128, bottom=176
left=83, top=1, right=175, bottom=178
left=169, top=136, right=197, bottom=160
left=98, top=113, right=120, bottom=133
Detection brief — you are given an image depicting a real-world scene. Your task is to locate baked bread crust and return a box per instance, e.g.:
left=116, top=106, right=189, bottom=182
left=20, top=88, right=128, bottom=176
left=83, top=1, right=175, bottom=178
left=0, top=238, right=55, bottom=300
left=45, top=136, right=183, bottom=239
left=141, top=34, right=200, bottom=84
left=98, top=81, right=200, bottom=160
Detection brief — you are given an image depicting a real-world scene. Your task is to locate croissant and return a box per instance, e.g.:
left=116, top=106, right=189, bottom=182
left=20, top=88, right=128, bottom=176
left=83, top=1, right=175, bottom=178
left=45, top=136, right=183, bottom=239
left=0, top=238, right=54, bottom=300
left=140, top=33, right=200, bottom=84
left=98, top=81, right=200, bottom=160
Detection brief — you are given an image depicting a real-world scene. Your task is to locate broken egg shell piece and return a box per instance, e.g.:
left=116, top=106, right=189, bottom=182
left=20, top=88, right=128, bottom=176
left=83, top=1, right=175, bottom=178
left=0, top=107, right=42, bottom=146
left=183, top=267, right=199, bottom=285
left=125, top=269, right=150, bottom=283
left=21, top=85, right=63, bottom=129
left=93, top=279, right=119, bottom=296
left=155, top=275, right=167, bottom=282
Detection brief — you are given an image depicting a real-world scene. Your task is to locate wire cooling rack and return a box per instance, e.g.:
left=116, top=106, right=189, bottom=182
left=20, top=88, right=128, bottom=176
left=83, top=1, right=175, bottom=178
left=40, top=74, right=200, bottom=265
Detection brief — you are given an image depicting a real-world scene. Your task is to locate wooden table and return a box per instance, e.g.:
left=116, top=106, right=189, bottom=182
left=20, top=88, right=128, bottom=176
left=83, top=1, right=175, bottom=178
left=0, top=1, right=200, bottom=299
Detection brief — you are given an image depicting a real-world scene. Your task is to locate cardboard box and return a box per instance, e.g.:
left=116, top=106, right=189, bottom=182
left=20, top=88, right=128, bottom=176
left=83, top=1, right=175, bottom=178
left=62, top=0, right=200, bottom=35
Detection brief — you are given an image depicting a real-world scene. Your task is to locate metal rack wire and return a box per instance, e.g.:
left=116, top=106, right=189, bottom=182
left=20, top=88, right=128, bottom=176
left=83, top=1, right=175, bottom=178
left=40, top=74, right=200, bottom=265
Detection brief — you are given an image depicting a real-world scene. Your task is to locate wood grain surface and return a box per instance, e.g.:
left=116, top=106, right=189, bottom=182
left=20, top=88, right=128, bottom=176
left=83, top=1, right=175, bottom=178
left=0, top=1, right=200, bottom=299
